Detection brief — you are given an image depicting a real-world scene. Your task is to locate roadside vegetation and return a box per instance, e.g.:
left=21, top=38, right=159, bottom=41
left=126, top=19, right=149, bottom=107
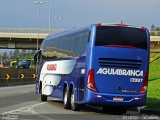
left=0, top=49, right=35, bottom=68
left=147, top=53, right=160, bottom=110
left=150, top=25, right=160, bottom=36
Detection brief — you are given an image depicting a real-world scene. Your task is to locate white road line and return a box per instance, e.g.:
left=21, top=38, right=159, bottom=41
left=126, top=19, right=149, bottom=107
left=29, top=107, right=58, bottom=120
left=1, top=102, right=46, bottom=114
left=1, top=102, right=58, bottom=120
left=19, top=91, right=32, bottom=94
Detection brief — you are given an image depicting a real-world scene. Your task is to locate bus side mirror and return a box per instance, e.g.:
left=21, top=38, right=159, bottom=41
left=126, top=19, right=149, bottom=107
left=34, top=50, right=42, bottom=65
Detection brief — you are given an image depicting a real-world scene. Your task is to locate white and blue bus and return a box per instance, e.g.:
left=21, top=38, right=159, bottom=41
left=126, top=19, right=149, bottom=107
left=35, top=23, right=150, bottom=114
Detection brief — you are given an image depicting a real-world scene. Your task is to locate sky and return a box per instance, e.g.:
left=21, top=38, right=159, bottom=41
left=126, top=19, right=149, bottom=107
left=0, top=0, right=160, bottom=29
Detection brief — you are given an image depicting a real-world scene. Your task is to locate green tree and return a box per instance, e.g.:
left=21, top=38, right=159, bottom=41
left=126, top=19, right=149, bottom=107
left=13, top=49, right=20, bottom=59
left=151, top=24, right=156, bottom=31
left=156, top=27, right=160, bottom=31
left=21, top=49, right=27, bottom=54
left=31, top=50, right=36, bottom=55
left=2, top=51, right=8, bottom=61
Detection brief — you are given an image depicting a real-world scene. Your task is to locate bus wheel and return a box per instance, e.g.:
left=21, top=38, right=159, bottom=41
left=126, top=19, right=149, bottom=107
left=63, top=88, right=71, bottom=109
left=70, top=89, right=80, bottom=111
left=41, top=89, right=47, bottom=102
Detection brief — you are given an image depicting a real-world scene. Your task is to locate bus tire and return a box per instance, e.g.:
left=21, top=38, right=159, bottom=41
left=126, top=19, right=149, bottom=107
left=41, top=94, right=47, bottom=102
left=70, top=89, right=80, bottom=111
left=40, top=89, right=47, bottom=102
left=63, top=88, right=71, bottom=109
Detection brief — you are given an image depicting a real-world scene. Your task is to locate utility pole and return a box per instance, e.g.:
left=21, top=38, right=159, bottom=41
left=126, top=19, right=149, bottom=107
left=34, top=1, right=45, bottom=51
left=48, top=0, right=51, bottom=33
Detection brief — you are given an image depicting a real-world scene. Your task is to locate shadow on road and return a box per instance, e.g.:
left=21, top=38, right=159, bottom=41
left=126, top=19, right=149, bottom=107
left=47, top=100, right=140, bottom=115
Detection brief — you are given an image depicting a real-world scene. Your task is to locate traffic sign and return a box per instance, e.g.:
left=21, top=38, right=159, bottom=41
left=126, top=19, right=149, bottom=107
left=6, top=74, right=10, bottom=80
left=33, top=74, right=36, bottom=79
left=20, top=74, right=24, bottom=79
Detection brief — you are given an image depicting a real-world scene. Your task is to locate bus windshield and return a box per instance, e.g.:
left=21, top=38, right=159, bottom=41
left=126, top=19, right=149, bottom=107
left=95, top=26, right=147, bottom=49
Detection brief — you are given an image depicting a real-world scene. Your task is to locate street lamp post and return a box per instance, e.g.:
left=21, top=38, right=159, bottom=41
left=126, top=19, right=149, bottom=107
left=34, top=1, right=45, bottom=51
left=54, top=17, right=62, bottom=32
left=48, top=0, right=51, bottom=33
left=34, top=1, right=45, bottom=73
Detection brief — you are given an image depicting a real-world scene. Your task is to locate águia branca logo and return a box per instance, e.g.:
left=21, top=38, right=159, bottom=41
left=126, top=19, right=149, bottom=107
left=97, top=68, right=143, bottom=77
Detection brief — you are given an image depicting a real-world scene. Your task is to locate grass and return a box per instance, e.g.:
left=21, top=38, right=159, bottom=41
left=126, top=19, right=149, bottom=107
left=150, top=53, right=160, bottom=63
left=147, top=55, right=160, bottom=110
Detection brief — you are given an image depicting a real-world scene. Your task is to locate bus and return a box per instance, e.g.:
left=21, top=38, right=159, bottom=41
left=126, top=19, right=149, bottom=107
left=16, top=59, right=32, bottom=69
left=10, top=59, right=33, bottom=69
left=35, top=23, right=150, bottom=114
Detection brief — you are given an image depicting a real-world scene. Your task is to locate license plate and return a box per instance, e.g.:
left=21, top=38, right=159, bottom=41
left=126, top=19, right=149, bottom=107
left=113, top=97, right=124, bottom=101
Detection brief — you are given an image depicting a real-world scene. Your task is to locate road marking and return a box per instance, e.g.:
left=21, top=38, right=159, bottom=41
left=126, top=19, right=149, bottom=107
left=29, top=107, right=58, bottom=120
left=1, top=102, right=46, bottom=114
left=1, top=102, right=58, bottom=120
left=19, top=91, right=31, bottom=94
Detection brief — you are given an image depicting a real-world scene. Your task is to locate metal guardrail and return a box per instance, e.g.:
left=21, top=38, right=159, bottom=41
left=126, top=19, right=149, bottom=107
left=0, top=28, right=63, bottom=34
left=0, top=68, right=36, bottom=87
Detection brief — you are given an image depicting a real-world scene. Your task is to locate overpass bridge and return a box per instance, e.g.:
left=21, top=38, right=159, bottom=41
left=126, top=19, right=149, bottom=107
left=0, top=28, right=61, bottom=50
left=0, top=28, right=160, bottom=51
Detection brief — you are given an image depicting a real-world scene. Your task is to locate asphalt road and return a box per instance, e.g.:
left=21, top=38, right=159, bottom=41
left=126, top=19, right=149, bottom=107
left=0, top=85, right=158, bottom=120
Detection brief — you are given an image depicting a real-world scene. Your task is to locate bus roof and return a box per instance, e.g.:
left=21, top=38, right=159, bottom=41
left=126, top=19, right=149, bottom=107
left=46, top=25, right=92, bottom=39
left=46, top=23, right=147, bottom=40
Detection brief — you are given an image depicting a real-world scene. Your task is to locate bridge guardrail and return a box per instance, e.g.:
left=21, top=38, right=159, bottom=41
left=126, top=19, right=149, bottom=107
left=0, top=28, right=63, bottom=34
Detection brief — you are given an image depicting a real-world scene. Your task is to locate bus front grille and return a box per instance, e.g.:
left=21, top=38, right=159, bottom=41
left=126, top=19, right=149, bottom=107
left=98, top=58, right=142, bottom=68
